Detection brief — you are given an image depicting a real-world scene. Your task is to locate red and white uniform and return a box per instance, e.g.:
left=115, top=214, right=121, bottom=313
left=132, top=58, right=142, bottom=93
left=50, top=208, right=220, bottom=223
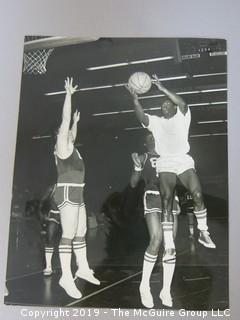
left=53, top=148, right=85, bottom=209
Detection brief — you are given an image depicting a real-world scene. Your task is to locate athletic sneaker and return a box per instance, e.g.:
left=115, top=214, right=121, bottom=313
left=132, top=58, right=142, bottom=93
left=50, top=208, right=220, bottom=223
left=139, top=284, right=154, bottom=309
left=159, top=289, right=173, bottom=307
left=75, top=269, right=100, bottom=285
left=59, top=277, right=82, bottom=299
left=198, top=231, right=216, bottom=249
left=43, top=267, right=53, bottom=276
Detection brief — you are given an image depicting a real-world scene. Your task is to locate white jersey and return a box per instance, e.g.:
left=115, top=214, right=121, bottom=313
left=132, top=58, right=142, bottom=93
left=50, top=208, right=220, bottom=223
left=143, top=107, right=191, bottom=156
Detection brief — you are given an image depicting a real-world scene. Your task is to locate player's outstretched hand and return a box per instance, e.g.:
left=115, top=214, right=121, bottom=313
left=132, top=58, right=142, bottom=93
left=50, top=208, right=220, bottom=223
left=65, top=77, right=78, bottom=95
left=73, top=110, right=80, bottom=123
left=125, top=84, right=138, bottom=100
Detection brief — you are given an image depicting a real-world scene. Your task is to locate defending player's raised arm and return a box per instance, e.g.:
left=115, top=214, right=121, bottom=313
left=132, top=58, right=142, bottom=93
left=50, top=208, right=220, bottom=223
left=55, top=78, right=78, bottom=155
left=125, top=85, right=149, bottom=127
left=152, top=74, right=188, bottom=115
left=130, top=153, right=144, bottom=188
left=58, top=77, right=78, bottom=138
left=70, top=110, right=80, bottom=143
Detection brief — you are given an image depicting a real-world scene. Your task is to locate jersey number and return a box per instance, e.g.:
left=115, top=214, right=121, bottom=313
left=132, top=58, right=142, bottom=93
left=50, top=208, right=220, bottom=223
left=149, top=157, right=157, bottom=168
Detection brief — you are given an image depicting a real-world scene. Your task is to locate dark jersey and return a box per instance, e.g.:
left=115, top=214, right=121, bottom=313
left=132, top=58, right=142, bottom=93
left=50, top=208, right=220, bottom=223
left=141, top=152, right=160, bottom=190
left=55, top=148, right=85, bottom=184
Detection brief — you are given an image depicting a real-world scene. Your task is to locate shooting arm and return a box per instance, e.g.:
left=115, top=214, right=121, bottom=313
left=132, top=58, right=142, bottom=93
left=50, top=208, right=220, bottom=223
left=133, top=97, right=149, bottom=127
left=126, top=85, right=149, bottom=126
left=152, top=74, right=188, bottom=114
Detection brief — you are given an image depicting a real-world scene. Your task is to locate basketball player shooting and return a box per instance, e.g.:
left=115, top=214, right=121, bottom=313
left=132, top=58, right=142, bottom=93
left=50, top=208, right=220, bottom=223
left=126, top=74, right=216, bottom=251
left=130, top=133, right=180, bottom=308
left=54, top=77, right=100, bottom=299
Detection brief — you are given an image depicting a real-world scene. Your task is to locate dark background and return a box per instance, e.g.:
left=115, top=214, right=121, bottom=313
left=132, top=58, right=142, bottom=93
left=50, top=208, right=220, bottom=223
left=13, top=38, right=227, bottom=215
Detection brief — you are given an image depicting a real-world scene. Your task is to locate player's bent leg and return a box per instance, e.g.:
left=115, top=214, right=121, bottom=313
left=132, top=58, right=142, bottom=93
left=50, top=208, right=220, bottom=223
left=158, top=173, right=176, bottom=250
left=58, top=205, right=82, bottom=299
left=172, top=195, right=180, bottom=239
left=178, top=169, right=216, bottom=249
left=162, top=218, right=175, bottom=251
left=172, top=214, right=178, bottom=240
left=74, top=204, right=100, bottom=285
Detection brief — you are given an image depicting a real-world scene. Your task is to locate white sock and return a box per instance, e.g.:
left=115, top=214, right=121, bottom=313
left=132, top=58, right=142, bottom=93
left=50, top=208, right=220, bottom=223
left=58, top=244, right=73, bottom=279
left=140, top=251, right=158, bottom=288
left=194, top=209, right=208, bottom=231
left=45, top=247, right=54, bottom=269
left=162, top=253, right=176, bottom=295
left=72, top=240, right=90, bottom=271
left=58, top=244, right=82, bottom=299
left=162, top=222, right=175, bottom=249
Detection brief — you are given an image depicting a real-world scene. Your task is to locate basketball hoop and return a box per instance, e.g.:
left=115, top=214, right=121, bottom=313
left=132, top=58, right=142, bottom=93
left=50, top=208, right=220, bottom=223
left=23, top=48, right=54, bottom=75
left=23, top=35, right=99, bottom=75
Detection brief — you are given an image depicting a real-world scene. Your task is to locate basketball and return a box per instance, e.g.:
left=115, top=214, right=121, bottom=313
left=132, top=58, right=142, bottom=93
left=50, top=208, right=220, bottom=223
left=128, top=72, right=152, bottom=94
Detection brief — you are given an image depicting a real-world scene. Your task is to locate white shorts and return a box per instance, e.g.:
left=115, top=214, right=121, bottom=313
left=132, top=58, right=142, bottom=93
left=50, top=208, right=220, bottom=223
left=156, top=154, right=195, bottom=175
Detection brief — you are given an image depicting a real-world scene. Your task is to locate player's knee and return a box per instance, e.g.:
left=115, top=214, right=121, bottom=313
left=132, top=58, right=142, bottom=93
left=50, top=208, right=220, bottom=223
left=162, top=195, right=173, bottom=209
left=161, top=190, right=172, bottom=200
left=47, top=234, right=55, bottom=246
left=192, top=190, right=203, bottom=206
left=162, top=211, right=174, bottom=223
left=149, top=231, right=162, bottom=251
left=76, top=226, right=87, bottom=238
left=61, top=227, right=77, bottom=240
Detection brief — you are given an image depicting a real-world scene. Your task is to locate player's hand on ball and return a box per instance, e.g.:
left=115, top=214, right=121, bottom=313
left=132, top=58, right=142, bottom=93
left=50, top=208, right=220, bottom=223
left=125, top=85, right=138, bottom=99
left=65, top=77, right=78, bottom=95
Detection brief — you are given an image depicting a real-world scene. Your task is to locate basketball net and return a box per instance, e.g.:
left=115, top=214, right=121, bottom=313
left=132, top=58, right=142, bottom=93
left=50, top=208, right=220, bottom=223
left=23, top=48, right=54, bottom=75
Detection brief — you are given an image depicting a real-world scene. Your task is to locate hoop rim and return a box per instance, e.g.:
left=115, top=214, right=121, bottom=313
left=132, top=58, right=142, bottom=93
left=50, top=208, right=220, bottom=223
left=24, top=36, right=99, bottom=52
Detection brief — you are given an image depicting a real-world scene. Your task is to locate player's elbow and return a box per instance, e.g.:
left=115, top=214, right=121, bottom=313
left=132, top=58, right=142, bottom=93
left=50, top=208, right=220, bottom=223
left=130, top=177, right=138, bottom=188
left=135, top=111, right=148, bottom=127
left=179, top=102, right=188, bottom=115
left=130, top=181, right=137, bottom=188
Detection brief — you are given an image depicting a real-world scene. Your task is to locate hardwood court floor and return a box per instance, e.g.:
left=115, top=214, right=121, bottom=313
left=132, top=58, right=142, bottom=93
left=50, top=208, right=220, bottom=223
left=5, top=214, right=228, bottom=310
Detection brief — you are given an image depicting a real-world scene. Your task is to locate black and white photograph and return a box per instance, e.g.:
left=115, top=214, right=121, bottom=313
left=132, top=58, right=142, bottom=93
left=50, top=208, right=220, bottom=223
left=4, top=36, right=228, bottom=311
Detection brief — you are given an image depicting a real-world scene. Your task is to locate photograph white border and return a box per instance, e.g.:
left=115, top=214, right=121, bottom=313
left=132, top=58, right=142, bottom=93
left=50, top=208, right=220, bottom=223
left=0, top=1, right=239, bottom=319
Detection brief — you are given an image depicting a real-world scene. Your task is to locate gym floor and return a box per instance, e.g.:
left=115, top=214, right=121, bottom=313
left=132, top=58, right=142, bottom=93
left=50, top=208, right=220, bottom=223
left=5, top=212, right=228, bottom=310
